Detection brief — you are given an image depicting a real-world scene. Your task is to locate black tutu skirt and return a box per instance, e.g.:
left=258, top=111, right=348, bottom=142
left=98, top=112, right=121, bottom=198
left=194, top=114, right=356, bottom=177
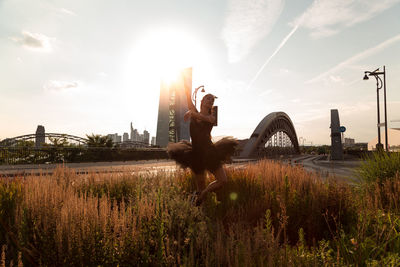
left=167, top=137, right=238, bottom=174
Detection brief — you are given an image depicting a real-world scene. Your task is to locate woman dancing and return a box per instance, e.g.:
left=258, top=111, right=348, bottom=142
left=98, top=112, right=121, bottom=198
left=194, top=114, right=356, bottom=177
left=167, top=86, right=238, bottom=205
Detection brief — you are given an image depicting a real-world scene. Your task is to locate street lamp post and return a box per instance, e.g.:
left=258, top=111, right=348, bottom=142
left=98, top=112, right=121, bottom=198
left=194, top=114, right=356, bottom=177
left=363, top=66, right=388, bottom=151
left=193, top=85, right=205, bottom=107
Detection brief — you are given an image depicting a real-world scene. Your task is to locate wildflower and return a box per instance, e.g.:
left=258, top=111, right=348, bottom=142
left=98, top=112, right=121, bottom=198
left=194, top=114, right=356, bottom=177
left=350, top=238, right=357, bottom=246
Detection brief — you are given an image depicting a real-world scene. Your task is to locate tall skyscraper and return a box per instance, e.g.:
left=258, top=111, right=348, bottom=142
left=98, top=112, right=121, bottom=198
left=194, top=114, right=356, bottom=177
left=156, top=68, right=191, bottom=147
left=130, top=122, right=134, bottom=141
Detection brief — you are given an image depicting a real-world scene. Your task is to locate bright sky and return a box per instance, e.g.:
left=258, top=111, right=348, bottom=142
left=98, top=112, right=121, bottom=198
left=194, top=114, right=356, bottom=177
left=1, top=0, right=400, bottom=145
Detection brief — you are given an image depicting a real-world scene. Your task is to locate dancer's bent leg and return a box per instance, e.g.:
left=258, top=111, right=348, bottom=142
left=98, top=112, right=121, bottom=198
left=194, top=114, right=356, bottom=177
left=194, top=172, right=206, bottom=192
left=197, top=167, right=227, bottom=204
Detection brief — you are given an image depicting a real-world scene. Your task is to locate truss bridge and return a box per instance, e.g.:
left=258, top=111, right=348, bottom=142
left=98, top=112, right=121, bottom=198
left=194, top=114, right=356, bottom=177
left=239, top=112, right=300, bottom=158
left=0, top=133, right=88, bottom=147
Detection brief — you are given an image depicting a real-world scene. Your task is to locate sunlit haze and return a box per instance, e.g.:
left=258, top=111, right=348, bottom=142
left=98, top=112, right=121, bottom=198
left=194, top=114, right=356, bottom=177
left=1, top=0, right=400, bottom=145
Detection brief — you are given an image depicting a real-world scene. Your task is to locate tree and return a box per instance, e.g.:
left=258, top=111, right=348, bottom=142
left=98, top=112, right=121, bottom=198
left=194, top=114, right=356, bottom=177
left=86, top=134, right=113, bottom=148
left=47, top=135, right=69, bottom=147
left=16, top=140, right=35, bottom=147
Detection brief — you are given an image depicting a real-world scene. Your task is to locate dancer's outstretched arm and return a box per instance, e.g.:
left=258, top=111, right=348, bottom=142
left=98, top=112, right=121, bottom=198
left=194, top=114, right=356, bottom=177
left=185, top=84, right=197, bottom=112
left=184, top=86, right=215, bottom=123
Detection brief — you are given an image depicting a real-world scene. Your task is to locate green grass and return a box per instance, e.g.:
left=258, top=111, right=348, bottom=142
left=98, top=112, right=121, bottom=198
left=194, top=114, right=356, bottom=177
left=0, top=159, right=400, bottom=266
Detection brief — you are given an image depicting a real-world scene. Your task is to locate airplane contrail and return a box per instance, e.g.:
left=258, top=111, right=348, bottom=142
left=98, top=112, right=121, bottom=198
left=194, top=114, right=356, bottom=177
left=246, top=24, right=299, bottom=91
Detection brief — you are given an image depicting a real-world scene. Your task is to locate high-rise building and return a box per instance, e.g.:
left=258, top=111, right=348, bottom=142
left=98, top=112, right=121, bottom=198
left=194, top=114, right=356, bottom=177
left=143, top=130, right=150, bottom=144
left=123, top=132, right=129, bottom=142
left=130, top=122, right=136, bottom=141
left=107, top=133, right=121, bottom=143
left=131, top=129, right=139, bottom=141
left=151, top=136, right=156, bottom=146
left=156, top=68, right=191, bottom=147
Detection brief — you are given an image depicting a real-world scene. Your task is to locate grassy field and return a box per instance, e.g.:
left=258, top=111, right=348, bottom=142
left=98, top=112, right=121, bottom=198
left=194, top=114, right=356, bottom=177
left=1, top=154, right=400, bottom=266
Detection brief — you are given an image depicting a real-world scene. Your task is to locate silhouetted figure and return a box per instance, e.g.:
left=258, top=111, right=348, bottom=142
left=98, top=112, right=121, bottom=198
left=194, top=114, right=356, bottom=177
left=167, top=88, right=238, bottom=205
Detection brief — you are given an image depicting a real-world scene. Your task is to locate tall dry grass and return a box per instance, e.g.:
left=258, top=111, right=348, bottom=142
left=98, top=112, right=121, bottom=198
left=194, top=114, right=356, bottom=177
left=0, top=159, right=399, bottom=266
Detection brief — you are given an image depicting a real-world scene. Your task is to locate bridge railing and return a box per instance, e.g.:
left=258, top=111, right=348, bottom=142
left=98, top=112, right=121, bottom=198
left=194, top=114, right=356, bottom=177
left=0, top=147, right=168, bottom=165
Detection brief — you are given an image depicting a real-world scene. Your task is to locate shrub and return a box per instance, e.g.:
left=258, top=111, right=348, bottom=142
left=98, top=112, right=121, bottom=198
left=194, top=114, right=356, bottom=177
left=357, top=152, right=400, bottom=184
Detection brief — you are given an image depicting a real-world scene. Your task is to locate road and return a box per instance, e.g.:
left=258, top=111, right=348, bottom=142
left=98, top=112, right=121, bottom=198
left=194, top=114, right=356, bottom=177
left=0, top=159, right=254, bottom=177
left=0, top=159, right=177, bottom=177
left=0, top=156, right=362, bottom=183
left=287, top=155, right=362, bottom=183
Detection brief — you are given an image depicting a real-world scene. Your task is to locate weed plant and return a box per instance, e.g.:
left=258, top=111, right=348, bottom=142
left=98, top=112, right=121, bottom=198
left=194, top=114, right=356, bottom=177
left=0, top=159, right=399, bottom=266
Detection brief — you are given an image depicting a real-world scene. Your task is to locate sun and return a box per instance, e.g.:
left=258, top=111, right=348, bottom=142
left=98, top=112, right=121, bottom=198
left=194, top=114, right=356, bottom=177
left=126, top=28, right=207, bottom=85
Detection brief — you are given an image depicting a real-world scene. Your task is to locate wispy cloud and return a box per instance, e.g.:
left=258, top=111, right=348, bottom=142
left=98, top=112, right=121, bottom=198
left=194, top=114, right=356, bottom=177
left=306, top=33, right=400, bottom=84
left=44, top=80, right=79, bottom=92
left=222, top=0, right=285, bottom=63
left=293, top=0, right=400, bottom=38
left=293, top=101, right=374, bottom=126
left=10, top=31, right=53, bottom=52
left=58, top=8, right=76, bottom=16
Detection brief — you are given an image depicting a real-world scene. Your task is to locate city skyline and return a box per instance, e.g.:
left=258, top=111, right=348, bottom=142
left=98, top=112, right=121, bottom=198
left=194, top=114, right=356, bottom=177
left=1, top=0, right=400, bottom=145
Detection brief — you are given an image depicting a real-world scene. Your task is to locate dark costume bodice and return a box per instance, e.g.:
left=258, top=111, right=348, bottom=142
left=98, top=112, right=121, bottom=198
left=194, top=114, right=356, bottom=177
left=190, top=118, right=213, bottom=150
left=167, top=114, right=238, bottom=174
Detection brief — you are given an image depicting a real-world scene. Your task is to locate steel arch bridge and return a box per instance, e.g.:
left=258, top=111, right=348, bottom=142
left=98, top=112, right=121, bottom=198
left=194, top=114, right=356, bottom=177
left=0, top=133, right=88, bottom=147
left=240, top=112, right=300, bottom=158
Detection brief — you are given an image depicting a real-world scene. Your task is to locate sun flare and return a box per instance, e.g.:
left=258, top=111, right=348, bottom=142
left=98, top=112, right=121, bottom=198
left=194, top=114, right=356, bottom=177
left=126, top=28, right=207, bottom=86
